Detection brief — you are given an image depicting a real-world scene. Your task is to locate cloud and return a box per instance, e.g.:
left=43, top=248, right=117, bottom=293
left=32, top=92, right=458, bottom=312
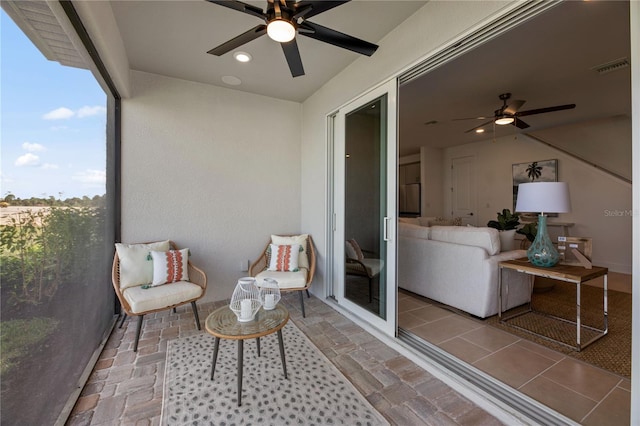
left=22, top=142, right=46, bottom=152
left=43, top=107, right=75, bottom=120
left=72, top=169, right=106, bottom=187
left=42, top=163, right=59, bottom=170
left=77, top=106, right=106, bottom=118
left=42, top=105, right=106, bottom=121
left=15, top=153, right=40, bottom=167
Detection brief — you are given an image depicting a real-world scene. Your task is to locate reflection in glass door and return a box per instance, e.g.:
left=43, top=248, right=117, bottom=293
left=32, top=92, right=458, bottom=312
left=332, top=79, right=397, bottom=336
left=344, top=96, right=388, bottom=317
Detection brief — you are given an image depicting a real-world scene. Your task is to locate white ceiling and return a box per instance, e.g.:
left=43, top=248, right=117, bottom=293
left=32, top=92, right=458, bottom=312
left=4, top=0, right=631, bottom=164
left=398, top=0, right=631, bottom=156
left=109, top=0, right=426, bottom=102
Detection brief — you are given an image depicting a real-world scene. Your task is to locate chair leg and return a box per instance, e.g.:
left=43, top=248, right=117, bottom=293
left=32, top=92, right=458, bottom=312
left=368, top=277, right=373, bottom=303
left=133, top=315, right=144, bottom=352
left=191, top=301, right=201, bottom=330
left=299, top=291, right=306, bottom=318
left=119, top=313, right=127, bottom=328
left=172, top=307, right=177, bottom=314
left=306, top=289, right=310, bottom=298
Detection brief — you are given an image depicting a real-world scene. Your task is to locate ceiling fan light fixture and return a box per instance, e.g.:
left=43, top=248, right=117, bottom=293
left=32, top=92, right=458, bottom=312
left=495, top=115, right=515, bottom=125
left=267, top=19, right=295, bottom=42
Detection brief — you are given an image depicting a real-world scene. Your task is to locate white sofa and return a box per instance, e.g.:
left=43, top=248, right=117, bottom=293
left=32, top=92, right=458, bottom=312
left=398, top=221, right=531, bottom=318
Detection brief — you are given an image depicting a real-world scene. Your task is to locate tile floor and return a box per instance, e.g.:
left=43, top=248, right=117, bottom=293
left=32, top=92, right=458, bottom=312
left=67, top=293, right=505, bottom=425
left=397, top=289, right=631, bottom=425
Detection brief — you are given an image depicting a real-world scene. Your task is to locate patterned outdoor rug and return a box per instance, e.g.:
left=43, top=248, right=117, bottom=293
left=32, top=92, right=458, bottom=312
left=486, top=280, right=631, bottom=378
left=161, top=321, right=389, bottom=426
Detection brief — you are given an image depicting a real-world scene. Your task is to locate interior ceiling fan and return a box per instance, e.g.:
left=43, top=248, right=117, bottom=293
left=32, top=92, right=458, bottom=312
left=457, top=93, right=576, bottom=133
left=205, top=0, right=379, bottom=78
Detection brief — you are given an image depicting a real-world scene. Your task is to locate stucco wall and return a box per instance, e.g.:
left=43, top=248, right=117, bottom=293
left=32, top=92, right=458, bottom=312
left=121, top=71, right=302, bottom=301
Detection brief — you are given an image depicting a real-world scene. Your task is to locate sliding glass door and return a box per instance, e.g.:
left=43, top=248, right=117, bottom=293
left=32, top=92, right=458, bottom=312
left=332, top=80, right=397, bottom=336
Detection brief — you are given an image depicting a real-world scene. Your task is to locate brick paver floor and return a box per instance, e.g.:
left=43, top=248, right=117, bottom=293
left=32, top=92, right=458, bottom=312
left=66, top=293, right=504, bottom=425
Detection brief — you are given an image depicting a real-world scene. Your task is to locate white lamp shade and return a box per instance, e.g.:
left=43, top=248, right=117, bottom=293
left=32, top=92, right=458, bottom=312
left=515, top=182, right=571, bottom=214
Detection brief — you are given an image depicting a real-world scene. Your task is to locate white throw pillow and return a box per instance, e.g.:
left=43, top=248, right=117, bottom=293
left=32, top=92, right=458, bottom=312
left=271, top=234, right=309, bottom=270
left=151, top=249, right=190, bottom=286
left=267, top=244, right=301, bottom=272
left=115, top=240, right=171, bottom=289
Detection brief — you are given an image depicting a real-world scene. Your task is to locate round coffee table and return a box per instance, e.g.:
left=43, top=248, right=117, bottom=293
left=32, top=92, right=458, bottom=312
left=205, top=304, right=289, bottom=406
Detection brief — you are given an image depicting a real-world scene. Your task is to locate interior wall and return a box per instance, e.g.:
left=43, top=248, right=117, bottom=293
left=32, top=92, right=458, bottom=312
left=121, top=71, right=302, bottom=302
left=420, top=146, right=444, bottom=217
left=442, top=134, right=632, bottom=273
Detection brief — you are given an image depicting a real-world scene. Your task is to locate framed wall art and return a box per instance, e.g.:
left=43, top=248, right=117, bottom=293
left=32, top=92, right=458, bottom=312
left=512, top=159, right=558, bottom=215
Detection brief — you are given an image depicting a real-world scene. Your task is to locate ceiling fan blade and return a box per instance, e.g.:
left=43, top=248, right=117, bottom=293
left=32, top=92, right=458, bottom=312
left=517, top=104, right=576, bottom=117
left=292, top=1, right=350, bottom=20
left=281, top=39, right=305, bottom=77
left=205, top=0, right=266, bottom=20
left=207, top=25, right=267, bottom=56
left=464, top=119, right=494, bottom=133
left=503, top=99, right=525, bottom=115
left=514, top=118, right=530, bottom=129
left=453, top=116, right=491, bottom=121
left=299, top=21, right=378, bottom=56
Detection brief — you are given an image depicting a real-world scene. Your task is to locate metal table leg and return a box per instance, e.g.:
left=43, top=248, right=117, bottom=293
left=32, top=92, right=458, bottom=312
left=210, top=337, right=220, bottom=380
left=256, top=337, right=261, bottom=357
left=237, top=339, right=244, bottom=406
left=277, top=329, right=288, bottom=379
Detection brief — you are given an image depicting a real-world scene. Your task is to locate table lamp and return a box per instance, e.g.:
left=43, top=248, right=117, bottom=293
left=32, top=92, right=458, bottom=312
left=515, top=182, right=571, bottom=267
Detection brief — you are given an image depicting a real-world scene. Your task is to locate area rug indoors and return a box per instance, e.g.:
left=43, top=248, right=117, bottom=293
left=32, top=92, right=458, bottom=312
left=161, top=321, right=389, bottom=426
left=486, top=280, right=631, bottom=378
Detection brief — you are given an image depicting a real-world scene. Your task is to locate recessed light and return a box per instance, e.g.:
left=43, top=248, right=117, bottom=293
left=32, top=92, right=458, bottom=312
left=233, top=51, right=252, bottom=63
left=475, top=128, right=485, bottom=133
left=222, top=75, right=242, bottom=86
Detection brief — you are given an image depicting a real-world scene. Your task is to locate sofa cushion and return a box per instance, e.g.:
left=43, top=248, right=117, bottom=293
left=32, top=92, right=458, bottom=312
left=398, top=217, right=420, bottom=225
left=430, top=226, right=501, bottom=255
left=398, top=222, right=431, bottom=240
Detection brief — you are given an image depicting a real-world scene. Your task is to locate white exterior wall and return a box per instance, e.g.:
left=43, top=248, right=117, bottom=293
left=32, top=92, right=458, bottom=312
left=121, top=71, right=302, bottom=302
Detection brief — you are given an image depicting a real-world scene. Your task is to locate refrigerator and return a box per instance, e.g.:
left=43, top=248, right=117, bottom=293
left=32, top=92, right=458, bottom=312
left=399, top=183, right=421, bottom=216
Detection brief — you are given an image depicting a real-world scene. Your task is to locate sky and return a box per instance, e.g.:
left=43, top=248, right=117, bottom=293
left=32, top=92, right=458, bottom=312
left=1, top=10, right=107, bottom=200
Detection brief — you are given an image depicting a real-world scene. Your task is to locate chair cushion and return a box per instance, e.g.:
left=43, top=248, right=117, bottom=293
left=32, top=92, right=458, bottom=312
left=346, top=239, right=364, bottom=261
left=123, top=281, right=203, bottom=314
left=256, top=270, right=307, bottom=290
left=150, top=249, right=189, bottom=286
left=346, top=259, right=384, bottom=278
left=271, top=234, right=309, bottom=269
left=267, top=244, right=300, bottom=272
left=115, top=240, right=171, bottom=289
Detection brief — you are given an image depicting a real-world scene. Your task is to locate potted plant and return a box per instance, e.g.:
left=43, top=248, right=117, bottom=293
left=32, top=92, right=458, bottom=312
left=516, top=222, right=537, bottom=249
left=487, top=209, right=520, bottom=251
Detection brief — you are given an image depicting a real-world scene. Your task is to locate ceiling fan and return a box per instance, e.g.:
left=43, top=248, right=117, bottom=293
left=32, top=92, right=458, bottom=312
left=205, top=0, right=379, bottom=77
left=458, top=93, right=576, bottom=133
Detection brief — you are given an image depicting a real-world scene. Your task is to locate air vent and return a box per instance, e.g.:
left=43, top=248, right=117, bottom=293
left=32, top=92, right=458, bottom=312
left=591, top=57, right=629, bottom=75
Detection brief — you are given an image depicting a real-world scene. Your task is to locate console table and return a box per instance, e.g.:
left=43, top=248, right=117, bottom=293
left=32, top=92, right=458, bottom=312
left=498, top=258, right=608, bottom=351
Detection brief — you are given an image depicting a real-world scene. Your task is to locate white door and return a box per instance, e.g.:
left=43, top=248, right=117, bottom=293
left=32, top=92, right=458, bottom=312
left=332, top=79, right=397, bottom=336
left=451, top=156, right=477, bottom=225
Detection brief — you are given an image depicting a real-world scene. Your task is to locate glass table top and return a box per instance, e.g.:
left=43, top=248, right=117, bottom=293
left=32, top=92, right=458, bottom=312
left=205, top=304, right=289, bottom=339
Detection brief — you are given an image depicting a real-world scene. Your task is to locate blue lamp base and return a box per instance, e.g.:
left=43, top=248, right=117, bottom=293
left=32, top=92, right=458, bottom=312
left=527, top=214, right=559, bottom=267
